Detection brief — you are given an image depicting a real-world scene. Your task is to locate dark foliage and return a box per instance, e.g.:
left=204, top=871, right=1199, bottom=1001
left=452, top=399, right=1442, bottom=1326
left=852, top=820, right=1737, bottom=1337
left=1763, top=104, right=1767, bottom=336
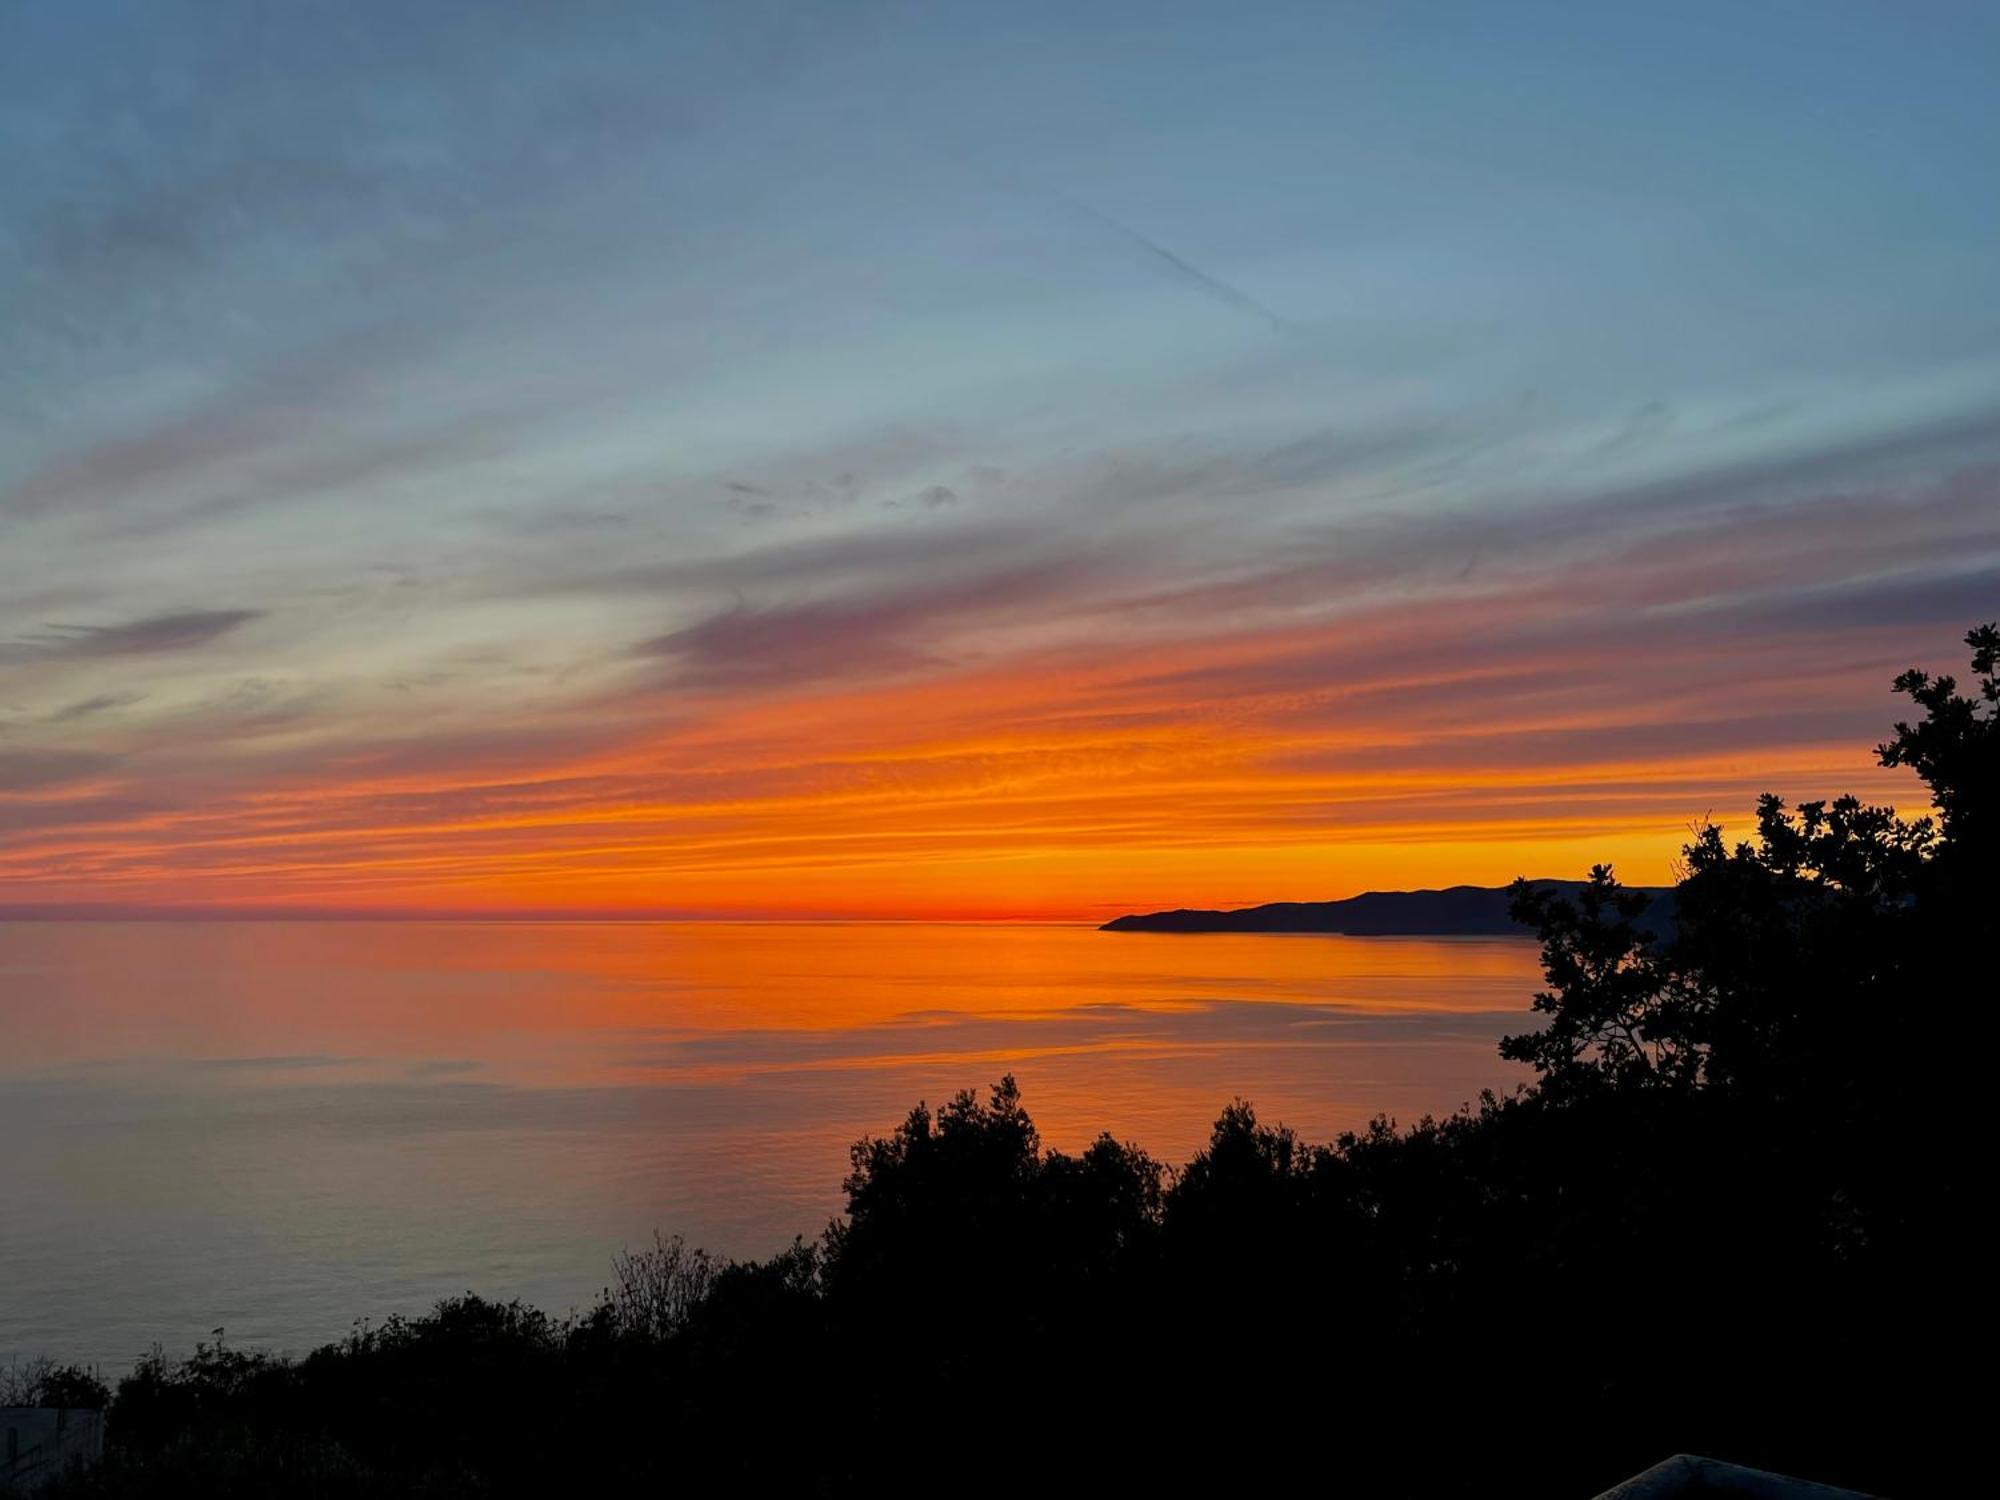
left=48, top=626, right=1994, bottom=1497
left=1, top=1359, right=111, bottom=1412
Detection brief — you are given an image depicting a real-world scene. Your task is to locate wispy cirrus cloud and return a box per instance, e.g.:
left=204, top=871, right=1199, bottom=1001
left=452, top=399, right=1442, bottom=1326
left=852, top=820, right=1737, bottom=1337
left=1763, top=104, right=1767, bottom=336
left=637, top=554, right=1114, bottom=689
left=3, top=417, right=1993, bottom=914
left=43, top=692, right=147, bottom=724
left=0, top=750, right=124, bottom=796
left=3, top=610, right=260, bottom=662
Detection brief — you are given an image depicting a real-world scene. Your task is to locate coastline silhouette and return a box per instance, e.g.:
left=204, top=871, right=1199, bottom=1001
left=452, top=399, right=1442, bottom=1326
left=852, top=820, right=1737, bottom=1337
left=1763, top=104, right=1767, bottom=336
left=1101, top=878, right=1679, bottom=935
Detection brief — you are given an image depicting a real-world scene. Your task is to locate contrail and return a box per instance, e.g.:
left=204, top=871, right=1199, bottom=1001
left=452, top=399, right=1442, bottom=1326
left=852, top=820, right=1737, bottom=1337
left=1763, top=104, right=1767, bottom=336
left=951, top=155, right=1290, bottom=332
left=1061, top=193, right=1287, bottom=332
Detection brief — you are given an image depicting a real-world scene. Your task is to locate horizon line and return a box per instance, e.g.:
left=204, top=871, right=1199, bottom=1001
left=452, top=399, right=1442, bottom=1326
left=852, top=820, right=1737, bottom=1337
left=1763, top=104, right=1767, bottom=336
left=0, top=878, right=1600, bottom=925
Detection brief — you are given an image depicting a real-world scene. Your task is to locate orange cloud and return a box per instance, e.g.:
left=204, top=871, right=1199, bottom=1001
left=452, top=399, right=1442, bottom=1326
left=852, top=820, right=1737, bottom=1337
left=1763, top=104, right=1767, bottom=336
left=0, top=576, right=1934, bottom=918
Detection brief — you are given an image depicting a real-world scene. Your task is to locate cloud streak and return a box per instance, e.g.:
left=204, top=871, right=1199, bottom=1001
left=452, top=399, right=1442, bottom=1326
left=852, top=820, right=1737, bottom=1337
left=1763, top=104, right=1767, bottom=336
left=4, top=610, right=260, bottom=662
left=637, top=555, right=1112, bottom=689
left=4, top=415, right=1994, bottom=915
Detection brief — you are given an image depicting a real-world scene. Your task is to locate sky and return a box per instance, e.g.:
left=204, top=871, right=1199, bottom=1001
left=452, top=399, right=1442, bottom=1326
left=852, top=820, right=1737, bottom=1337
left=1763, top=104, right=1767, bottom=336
left=2, top=0, right=1997, bottom=919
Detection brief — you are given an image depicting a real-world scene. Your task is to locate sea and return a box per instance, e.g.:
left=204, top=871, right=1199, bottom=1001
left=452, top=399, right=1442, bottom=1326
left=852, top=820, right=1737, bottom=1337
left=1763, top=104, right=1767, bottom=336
left=0, top=920, right=1539, bottom=1371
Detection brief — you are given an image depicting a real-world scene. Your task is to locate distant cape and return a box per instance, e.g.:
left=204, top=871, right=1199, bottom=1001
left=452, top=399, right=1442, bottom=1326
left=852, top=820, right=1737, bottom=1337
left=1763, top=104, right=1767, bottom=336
left=1100, top=881, right=1676, bottom=936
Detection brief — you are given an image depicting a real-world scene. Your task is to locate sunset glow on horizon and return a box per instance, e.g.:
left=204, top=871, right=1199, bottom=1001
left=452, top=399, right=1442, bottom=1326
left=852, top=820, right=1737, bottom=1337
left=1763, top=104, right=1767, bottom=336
left=0, top=557, right=1961, bottom=918
left=5, top=3, right=1996, bottom=919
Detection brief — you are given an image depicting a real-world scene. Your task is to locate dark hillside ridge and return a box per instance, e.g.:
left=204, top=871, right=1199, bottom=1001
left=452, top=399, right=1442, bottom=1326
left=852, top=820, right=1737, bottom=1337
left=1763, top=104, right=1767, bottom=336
left=1101, top=880, right=1677, bottom=935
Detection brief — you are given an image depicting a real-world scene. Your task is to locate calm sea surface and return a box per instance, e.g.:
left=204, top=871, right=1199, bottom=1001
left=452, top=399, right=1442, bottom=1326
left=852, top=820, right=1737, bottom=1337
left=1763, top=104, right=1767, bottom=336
left=1, top=921, right=1538, bottom=1370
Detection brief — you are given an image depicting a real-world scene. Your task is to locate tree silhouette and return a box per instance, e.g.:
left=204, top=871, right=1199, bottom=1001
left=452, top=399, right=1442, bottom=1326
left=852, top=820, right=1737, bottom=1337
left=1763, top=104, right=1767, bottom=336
left=1503, top=622, right=1993, bottom=1105
left=1879, top=620, right=1998, bottom=855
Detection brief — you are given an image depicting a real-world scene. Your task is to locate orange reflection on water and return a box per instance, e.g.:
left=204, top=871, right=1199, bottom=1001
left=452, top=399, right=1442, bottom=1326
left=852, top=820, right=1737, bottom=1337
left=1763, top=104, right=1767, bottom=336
left=2, top=920, right=1538, bottom=1075
left=1, top=919, right=1545, bottom=1176
left=1, top=919, right=1542, bottom=1367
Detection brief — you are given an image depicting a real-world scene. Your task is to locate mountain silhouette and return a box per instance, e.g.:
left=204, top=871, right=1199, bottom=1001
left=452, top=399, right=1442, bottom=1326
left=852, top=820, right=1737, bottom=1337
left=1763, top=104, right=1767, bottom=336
left=1100, top=880, right=1677, bottom=935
